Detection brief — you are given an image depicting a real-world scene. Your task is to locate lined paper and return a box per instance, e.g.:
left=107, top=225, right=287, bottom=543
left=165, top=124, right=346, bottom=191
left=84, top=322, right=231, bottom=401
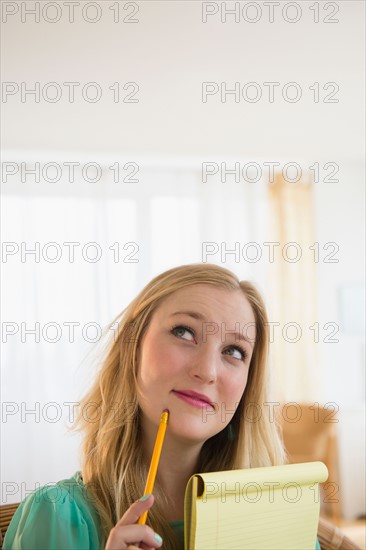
left=184, top=462, right=328, bottom=550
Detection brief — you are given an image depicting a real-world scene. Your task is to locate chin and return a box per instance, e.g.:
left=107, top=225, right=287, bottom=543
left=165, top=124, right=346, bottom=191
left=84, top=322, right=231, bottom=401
left=169, top=420, right=217, bottom=443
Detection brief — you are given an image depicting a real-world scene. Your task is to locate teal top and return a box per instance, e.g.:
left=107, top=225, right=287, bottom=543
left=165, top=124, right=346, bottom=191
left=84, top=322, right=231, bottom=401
left=3, top=471, right=321, bottom=549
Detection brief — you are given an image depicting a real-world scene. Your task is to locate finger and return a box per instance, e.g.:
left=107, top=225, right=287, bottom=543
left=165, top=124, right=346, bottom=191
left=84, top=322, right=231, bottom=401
left=108, top=524, right=162, bottom=549
left=139, top=544, right=156, bottom=550
left=116, top=494, right=155, bottom=527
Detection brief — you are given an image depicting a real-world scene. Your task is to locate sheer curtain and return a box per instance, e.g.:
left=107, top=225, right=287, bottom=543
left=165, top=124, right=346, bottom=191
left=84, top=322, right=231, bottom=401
left=266, top=172, right=321, bottom=402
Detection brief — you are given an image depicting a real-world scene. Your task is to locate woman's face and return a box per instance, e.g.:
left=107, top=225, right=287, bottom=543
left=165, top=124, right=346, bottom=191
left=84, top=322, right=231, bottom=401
left=136, top=284, right=256, bottom=444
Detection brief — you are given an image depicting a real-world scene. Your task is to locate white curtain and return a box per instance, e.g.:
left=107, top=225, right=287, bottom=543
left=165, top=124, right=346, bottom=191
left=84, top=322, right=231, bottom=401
left=266, top=172, right=321, bottom=402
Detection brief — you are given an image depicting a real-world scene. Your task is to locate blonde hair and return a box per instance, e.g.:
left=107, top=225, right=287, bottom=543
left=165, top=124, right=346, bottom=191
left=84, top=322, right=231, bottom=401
left=71, top=263, right=285, bottom=548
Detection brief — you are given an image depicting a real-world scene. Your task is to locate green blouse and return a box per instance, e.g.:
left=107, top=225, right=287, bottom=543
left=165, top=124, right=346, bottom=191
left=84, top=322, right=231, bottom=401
left=3, top=472, right=184, bottom=550
left=3, top=471, right=320, bottom=549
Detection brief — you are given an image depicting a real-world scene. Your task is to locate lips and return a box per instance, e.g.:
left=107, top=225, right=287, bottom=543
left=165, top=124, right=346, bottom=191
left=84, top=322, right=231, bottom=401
left=172, top=389, right=215, bottom=409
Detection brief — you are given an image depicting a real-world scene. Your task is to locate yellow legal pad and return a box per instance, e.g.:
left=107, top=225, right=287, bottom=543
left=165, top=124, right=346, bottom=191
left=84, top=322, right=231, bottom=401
left=184, top=461, right=328, bottom=550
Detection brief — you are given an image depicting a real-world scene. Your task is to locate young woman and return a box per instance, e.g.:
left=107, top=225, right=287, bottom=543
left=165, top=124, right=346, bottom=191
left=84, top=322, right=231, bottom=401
left=3, top=263, right=320, bottom=550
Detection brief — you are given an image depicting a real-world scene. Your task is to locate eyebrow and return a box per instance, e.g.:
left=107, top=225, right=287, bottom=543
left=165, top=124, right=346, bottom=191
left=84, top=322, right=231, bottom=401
left=169, top=310, right=255, bottom=347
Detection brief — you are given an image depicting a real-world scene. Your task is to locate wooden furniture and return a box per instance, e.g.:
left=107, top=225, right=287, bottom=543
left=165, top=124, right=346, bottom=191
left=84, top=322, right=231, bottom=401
left=0, top=503, right=20, bottom=548
left=279, top=402, right=342, bottom=525
left=318, top=517, right=362, bottom=550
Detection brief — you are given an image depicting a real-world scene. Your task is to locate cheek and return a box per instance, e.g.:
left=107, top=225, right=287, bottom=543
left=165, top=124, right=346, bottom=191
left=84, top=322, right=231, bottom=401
left=139, top=336, right=184, bottom=383
left=223, top=370, right=249, bottom=403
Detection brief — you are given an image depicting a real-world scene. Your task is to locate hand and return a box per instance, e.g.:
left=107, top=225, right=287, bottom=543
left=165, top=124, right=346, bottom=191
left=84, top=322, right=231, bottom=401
left=105, top=494, right=163, bottom=550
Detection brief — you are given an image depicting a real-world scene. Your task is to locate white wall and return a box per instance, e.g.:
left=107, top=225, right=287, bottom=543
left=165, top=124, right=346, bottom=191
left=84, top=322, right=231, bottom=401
left=2, top=1, right=364, bottom=160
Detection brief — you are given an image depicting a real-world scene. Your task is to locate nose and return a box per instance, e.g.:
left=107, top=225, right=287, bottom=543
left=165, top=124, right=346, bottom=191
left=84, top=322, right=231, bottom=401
left=189, top=345, right=218, bottom=384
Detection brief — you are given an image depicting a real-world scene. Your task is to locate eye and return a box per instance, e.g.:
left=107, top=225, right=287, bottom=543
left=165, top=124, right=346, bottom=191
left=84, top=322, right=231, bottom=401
left=223, top=345, right=248, bottom=362
left=171, top=324, right=195, bottom=342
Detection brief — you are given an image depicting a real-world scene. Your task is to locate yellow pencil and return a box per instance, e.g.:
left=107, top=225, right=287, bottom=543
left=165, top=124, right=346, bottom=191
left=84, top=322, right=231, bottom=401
left=138, top=409, right=169, bottom=525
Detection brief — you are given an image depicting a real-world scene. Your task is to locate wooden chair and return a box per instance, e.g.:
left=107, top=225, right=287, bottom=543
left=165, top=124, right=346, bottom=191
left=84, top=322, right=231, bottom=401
left=0, top=503, right=20, bottom=548
left=279, top=402, right=342, bottom=525
left=318, top=517, right=361, bottom=550
left=0, top=502, right=361, bottom=549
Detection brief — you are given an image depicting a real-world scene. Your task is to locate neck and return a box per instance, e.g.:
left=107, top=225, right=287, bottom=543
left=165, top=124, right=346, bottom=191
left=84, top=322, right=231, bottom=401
left=142, top=432, right=203, bottom=522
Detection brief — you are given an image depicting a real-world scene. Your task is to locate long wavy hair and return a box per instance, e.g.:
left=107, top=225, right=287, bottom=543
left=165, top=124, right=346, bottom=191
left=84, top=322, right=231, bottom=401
left=71, top=263, right=285, bottom=548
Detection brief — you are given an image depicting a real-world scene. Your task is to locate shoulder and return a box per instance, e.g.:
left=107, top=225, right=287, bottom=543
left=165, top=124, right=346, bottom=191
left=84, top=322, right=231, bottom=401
left=3, top=472, right=102, bottom=550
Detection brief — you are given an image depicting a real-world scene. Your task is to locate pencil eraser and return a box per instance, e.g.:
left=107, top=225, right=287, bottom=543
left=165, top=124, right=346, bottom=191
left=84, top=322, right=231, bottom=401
left=163, top=408, right=169, bottom=414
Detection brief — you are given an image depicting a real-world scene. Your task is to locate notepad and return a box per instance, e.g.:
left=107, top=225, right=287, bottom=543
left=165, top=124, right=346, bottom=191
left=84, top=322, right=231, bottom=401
left=184, top=461, right=328, bottom=550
